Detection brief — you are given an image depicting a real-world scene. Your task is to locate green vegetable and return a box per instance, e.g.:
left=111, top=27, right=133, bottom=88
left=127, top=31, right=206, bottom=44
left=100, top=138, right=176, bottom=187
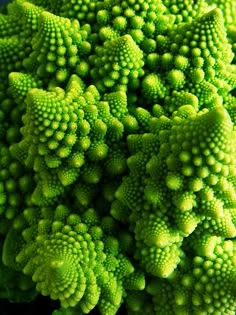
left=0, top=0, right=236, bottom=314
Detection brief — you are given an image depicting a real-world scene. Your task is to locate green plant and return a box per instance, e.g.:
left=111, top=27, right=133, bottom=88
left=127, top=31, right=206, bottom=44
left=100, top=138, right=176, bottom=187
left=0, top=0, right=236, bottom=314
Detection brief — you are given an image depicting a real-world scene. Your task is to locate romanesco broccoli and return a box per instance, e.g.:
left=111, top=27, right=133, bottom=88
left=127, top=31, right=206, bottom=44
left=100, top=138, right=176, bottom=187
left=1, top=0, right=236, bottom=314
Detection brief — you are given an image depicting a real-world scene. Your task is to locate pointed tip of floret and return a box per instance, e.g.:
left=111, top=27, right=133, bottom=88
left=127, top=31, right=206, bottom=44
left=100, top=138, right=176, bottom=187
left=208, top=106, right=232, bottom=125
left=201, top=7, right=223, bottom=25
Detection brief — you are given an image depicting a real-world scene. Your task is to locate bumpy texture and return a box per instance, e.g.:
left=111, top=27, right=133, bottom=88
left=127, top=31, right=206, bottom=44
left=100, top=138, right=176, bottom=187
left=3, top=206, right=144, bottom=314
left=1, top=0, right=236, bottom=315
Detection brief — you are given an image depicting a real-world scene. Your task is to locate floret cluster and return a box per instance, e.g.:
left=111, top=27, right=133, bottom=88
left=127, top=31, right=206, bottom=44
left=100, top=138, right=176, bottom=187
left=0, top=0, right=236, bottom=314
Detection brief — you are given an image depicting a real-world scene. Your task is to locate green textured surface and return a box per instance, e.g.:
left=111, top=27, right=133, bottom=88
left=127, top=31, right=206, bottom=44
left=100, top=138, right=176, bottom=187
left=0, top=0, right=236, bottom=314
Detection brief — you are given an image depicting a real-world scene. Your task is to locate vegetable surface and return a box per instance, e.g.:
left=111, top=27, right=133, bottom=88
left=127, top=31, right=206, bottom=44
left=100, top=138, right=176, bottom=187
left=1, top=0, right=236, bottom=314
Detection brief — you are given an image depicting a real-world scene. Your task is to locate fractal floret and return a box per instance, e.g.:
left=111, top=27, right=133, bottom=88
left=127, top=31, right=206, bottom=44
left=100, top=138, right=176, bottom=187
left=3, top=206, right=144, bottom=314
left=0, top=0, right=236, bottom=314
